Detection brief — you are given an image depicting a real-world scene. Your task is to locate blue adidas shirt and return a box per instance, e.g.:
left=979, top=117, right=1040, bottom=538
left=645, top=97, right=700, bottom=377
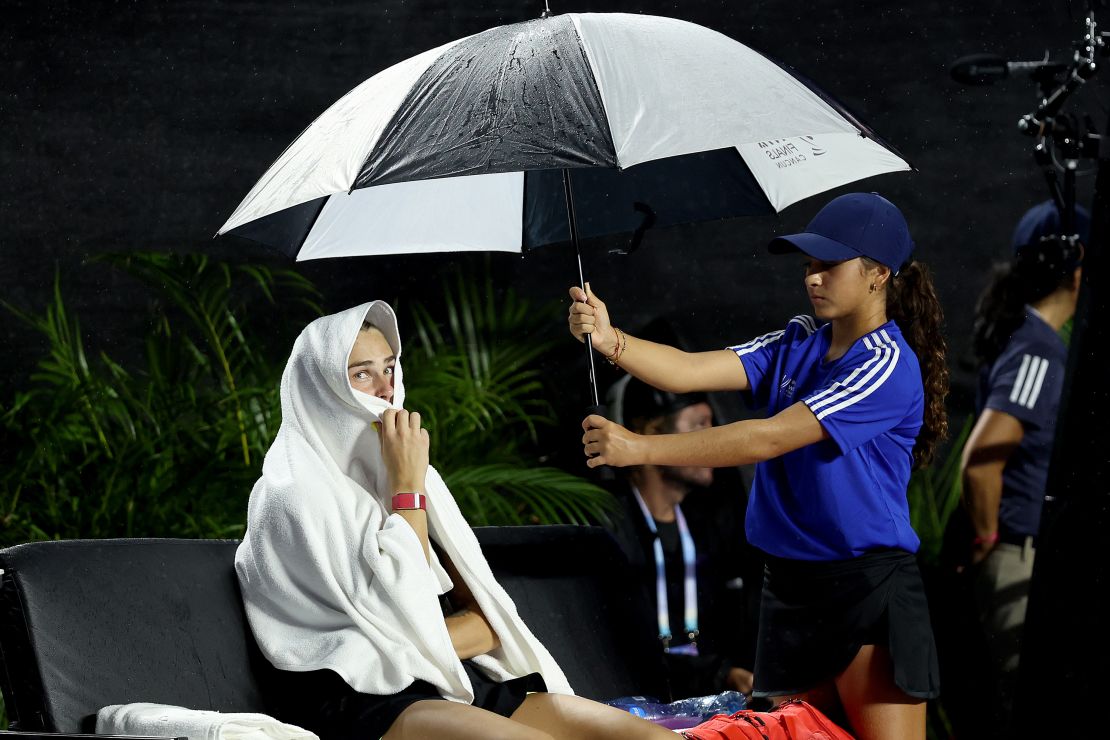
left=729, top=316, right=924, bottom=561
left=976, top=306, right=1067, bottom=538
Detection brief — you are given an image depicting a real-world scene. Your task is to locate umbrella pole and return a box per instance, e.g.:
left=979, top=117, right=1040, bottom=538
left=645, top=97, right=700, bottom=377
left=562, top=168, right=601, bottom=408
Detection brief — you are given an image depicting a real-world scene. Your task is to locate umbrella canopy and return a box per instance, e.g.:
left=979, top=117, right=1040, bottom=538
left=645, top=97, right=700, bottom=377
left=217, top=12, right=911, bottom=259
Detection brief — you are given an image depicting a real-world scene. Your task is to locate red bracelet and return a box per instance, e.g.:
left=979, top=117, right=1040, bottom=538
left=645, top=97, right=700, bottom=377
left=972, top=532, right=999, bottom=545
left=391, top=492, right=427, bottom=511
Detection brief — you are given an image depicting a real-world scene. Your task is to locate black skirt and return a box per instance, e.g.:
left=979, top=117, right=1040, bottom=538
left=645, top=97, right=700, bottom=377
left=263, top=660, right=547, bottom=740
left=752, top=548, right=940, bottom=700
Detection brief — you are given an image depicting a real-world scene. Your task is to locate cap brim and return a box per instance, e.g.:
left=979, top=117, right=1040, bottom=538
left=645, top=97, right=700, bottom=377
left=768, top=232, right=863, bottom=262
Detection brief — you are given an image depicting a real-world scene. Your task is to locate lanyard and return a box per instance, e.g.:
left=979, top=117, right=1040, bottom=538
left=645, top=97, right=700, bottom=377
left=631, top=485, right=698, bottom=652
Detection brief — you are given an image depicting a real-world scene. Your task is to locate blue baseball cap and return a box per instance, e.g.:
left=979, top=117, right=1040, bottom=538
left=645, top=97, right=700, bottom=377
left=768, top=192, right=915, bottom=274
left=1010, top=200, right=1090, bottom=254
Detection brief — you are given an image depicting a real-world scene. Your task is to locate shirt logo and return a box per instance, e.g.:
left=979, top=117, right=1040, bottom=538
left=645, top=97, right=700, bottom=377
left=780, top=375, right=797, bottom=398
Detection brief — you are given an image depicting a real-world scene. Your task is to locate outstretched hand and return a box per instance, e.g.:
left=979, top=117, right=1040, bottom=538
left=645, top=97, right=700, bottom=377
left=378, top=408, right=430, bottom=492
left=581, top=414, right=644, bottom=468
left=568, top=283, right=618, bottom=355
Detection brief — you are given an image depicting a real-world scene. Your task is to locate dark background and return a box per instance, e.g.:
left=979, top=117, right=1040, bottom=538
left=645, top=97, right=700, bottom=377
left=2, top=0, right=1105, bottom=429
left=6, top=1, right=1110, bottom=725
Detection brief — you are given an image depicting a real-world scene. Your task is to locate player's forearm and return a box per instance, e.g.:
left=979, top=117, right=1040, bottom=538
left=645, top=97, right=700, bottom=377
left=607, top=333, right=706, bottom=394
left=393, top=507, right=431, bottom=563
left=962, top=465, right=1004, bottom=537
left=640, top=419, right=778, bottom=468
left=445, top=607, right=500, bottom=659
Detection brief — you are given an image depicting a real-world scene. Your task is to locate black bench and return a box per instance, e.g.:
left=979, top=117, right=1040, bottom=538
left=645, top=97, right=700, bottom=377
left=0, top=526, right=660, bottom=737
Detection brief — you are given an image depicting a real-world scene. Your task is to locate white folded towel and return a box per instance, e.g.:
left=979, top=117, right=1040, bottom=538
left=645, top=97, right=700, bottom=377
left=96, top=703, right=318, bottom=740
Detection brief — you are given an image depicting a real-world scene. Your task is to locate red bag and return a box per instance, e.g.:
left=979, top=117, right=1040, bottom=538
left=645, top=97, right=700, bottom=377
left=681, top=699, right=856, bottom=740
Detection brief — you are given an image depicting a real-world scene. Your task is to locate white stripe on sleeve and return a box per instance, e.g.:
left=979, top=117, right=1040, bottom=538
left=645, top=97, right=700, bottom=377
left=1009, top=354, right=1032, bottom=403
left=812, top=337, right=900, bottom=420
left=1017, top=356, right=1042, bottom=407
left=731, top=330, right=785, bottom=356
left=806, top=333, right=885, bottom=409
left=731, top=316, right=815, bottom=357
left=790, top=315, right=817, bottom=335
left=1024, top=357, right=1049, bottom=409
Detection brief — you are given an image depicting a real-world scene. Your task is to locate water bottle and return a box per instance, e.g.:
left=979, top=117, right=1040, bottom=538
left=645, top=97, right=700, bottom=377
left=667, top=691, right=747, bottom=721
left=606, top=691, right=747, bottom=730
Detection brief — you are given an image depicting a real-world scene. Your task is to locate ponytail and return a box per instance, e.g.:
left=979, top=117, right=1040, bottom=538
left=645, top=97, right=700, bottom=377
left=971, top=263, right=1025, bottom=367
left=886, top=260, right=950, bottom=469
left=972, top=236, right=1081, bottom=367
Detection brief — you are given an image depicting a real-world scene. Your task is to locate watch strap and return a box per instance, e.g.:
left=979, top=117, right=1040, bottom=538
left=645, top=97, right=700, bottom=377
left=391, top=492, right=427, bottom=511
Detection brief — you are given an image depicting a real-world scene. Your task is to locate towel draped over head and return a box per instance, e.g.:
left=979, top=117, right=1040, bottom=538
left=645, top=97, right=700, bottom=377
left=235, top=301, right=571, bottom=701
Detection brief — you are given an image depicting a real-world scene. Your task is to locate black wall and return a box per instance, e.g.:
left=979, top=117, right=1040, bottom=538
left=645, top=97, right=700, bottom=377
left=7, top=1, right=1110, bottom=724
left=2, top=0, right=1103, bottom=417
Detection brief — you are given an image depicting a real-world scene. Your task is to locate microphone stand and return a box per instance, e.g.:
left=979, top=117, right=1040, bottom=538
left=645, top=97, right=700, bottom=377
left=1017, top=9, right=1106, bottom=236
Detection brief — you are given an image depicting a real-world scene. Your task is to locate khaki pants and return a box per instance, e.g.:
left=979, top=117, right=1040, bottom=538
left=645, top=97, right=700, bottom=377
left=972, top=537, right=1036, bottom=727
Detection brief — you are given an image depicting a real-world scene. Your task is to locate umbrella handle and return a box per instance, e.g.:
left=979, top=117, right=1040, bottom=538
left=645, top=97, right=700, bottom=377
left=582, top=332, right=600, bottom=407
left=584, top=404, right=615, bottom=482
left=563, top=167, right=601, bottom=408
left=585, top=404, right=608, bottom=419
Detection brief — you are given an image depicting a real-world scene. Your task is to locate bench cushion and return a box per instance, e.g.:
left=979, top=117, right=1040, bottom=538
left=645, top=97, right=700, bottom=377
left=0, top=527, right=656, bottom=733
left=0, top=539, right=266, bottom=733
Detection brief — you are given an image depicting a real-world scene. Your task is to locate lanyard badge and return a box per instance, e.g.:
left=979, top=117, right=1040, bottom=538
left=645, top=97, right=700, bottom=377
left=631, top=486, right=699, bottom=656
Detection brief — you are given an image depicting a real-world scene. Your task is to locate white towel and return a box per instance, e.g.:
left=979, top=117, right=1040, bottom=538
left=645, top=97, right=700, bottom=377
left=95, top=703, right=317, bottom=740
left=234, top=301, right=571, bottom=702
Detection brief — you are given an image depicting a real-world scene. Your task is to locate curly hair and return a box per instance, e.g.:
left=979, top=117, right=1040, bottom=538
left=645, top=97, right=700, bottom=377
left=864, top=258, right=950, bottom=469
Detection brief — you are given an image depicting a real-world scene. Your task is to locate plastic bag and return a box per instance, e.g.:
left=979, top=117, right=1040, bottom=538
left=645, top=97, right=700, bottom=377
left=606, top=691, right=748, bottom=730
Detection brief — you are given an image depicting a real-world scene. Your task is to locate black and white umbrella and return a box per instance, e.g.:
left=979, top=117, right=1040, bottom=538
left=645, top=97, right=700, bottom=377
left=218, top=11, right=911, bottom=401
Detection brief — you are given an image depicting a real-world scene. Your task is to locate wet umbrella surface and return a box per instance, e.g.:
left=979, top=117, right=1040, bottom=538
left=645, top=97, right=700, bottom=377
left=219, top=11, right=913, bottom=400
left=219, top=12, right=910, bottom=258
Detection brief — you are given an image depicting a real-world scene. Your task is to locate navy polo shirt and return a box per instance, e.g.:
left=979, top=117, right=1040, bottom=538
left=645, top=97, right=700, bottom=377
left=729, top=316, right=923, bottom=561
left=976, top=306, right=1067, bottom=538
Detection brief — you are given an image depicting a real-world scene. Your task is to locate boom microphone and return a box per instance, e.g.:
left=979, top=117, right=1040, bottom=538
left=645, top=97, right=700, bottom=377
left=950, top=53, right=1069, bottom=85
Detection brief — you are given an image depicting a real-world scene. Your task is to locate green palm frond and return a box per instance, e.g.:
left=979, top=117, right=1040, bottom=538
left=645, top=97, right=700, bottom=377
left=1, top=253, right=605, bottom=544
left=406, top=267, right=560, bottom=446
left=1, top=253, right=320, bottom=544
left=443, top=464, right=615, bottom=527
left=907, top=415, right=974, bottom=567
left=403, top=263, right=608, bottom=526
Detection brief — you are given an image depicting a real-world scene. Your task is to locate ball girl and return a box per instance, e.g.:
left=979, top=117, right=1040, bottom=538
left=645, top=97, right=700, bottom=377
left=569, top=193, right=948, bottom=740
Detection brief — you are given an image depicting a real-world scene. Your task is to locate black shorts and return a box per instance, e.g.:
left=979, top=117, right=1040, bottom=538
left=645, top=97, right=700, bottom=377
left=752, top=548, right=940, bottom=700
left=264, top=660, right=547, bottom=740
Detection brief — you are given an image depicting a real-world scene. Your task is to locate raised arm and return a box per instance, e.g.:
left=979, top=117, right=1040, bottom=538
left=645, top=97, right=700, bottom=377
left=379, top=408, right=431, bottom=562
left=380, top=409, right=500, bottom=659
left=568, top=284, right=749, bottom=393
left=581, top=401, right=829, bottom=469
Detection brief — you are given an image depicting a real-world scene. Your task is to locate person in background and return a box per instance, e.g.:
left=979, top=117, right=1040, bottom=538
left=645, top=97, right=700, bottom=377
left=959, top=200, right=1087, bottom=732
left=569, top=193, right=947, bottom=740
left=604, top=374, right=761, bottom=703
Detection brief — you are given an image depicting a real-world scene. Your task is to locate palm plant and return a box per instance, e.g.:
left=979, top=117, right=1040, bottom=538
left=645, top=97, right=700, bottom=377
left=403, top=267, right=614, bottom=526
left=1, top=254, right=612, bottom=544
left=0, top=256, right=613, bottom=729
left=1, top=253, right=321, bottom=542
left=907, top=415, right=973, bottom=568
